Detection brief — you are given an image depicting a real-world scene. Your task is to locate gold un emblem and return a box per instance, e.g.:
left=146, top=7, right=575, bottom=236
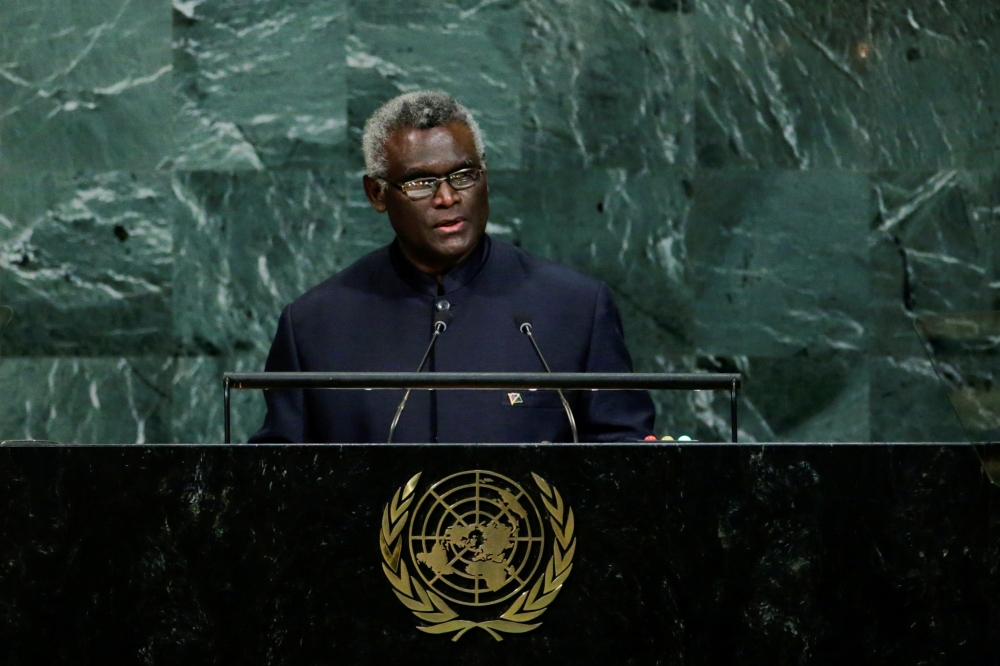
left=379, top=470, right=576, bottom=641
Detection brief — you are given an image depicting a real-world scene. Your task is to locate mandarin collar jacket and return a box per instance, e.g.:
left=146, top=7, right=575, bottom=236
left=249, top=235, right=655, bottom=443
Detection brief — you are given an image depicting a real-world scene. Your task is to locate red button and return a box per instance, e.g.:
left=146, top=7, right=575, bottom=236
left=643, top=435, right=657, bottom=441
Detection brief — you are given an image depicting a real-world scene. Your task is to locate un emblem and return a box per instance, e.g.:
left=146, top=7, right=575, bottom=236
left=379, top=470, right=576, bottom=641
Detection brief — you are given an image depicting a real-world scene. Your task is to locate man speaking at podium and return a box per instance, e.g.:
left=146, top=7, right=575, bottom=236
left=249, top=91, right=654, bottom=443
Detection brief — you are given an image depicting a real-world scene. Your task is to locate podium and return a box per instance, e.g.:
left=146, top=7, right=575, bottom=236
left=0, top=441, right=997, bottom=664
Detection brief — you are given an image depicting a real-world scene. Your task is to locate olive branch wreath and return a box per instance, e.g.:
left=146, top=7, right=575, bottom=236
left=379, top=471, right=576, bottom=642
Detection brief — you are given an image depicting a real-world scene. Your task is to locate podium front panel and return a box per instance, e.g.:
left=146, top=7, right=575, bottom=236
left=0, top=443, right=996, bottom=664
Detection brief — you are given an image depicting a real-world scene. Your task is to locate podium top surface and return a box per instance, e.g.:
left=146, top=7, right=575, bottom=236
left=0, top=440, right=988, bottom=447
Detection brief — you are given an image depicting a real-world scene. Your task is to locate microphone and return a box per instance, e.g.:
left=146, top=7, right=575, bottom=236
left=514, top=316, right=578, bottom=444
left=387, top=307, right=452, bottom=443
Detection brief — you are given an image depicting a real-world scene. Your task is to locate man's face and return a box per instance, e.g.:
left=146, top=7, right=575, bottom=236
left=363, top=122, right=489, bottom=276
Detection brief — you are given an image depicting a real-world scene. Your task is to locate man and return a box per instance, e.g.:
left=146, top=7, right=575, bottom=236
left=249, top=91, right=654, bottom=443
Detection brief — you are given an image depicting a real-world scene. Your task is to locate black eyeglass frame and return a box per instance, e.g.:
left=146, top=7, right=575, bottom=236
left=379, top=167, right=485, bottom=201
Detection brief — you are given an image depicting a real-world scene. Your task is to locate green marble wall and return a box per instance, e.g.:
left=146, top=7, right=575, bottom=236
left=1, top=0, right=997, bottom=443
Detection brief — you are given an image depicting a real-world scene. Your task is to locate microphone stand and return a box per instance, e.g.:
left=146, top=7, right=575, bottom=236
left=518, top=322, right=579, bottom=444
left=387, top=318, right=448, bottom=443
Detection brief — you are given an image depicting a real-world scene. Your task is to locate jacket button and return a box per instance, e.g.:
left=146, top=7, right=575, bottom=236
left=435, top=299, right=450, bottom=312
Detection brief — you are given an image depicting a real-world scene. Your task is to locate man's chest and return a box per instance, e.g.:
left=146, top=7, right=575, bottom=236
left=293, top=290, right=593, bottom=374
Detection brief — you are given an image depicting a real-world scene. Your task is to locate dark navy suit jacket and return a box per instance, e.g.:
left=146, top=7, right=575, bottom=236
left=249, top=236, right=655, bottom=443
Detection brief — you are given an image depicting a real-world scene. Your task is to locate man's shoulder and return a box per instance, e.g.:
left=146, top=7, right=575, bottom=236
left=288, top=244, right=392, bottom=316
left=489, top=238, right=605, bottom=296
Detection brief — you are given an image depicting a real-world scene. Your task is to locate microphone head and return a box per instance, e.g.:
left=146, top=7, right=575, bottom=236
left=514, top=314, right=532, bottom=334
left=433, top=309, right=453, bottom=331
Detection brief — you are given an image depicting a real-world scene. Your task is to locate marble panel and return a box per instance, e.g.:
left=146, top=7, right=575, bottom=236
left=870, top=170, right=1000, bottom=355
left=0, top=170, right=175, bottom=356
left=522, top=0, right=694, bottom=171
left=687, top=169, right=871, bottom=356
left=345, top=5, right=522, bottom=172
left=170, top=0, right=348, bottom=170
left=866, top=0, right=1000, bottom=48
left=0, top=356, right=172, bottom=444
left=870, top=355, right=967, bottom=442
left=172, top=168, right=389, bottom=358
left=343, top=166, right=400, bottom=235
left=693, top=0, right=872, bottom=169
left=520, top=168, right=695, bottom=356
left=867, top=0, right=1000, bottom=169
left=171, top=355, right=266, bottom=443
left=637, top=355, right=747, bottom=443
left=746, top=350, right=869, bottom=442
left=646, top=352, right=869, bottom=443
left=911, top=312, right=1000, bottom=444
left=643, top=365, right=711, bottom=442
left=348, top=0, right=519, bottom=26
left=479, top=170, right=525, bottom=246
left=0, top=0, right=175, bottom=173
left=4, top=0, right=998, bottom=446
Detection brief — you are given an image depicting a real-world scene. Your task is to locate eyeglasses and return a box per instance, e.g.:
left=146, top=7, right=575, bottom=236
left=382, top=167, right=484, bottom=201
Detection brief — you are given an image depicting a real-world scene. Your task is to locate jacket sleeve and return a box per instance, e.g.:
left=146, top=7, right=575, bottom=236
left=577, top=283, right=656, bottom=442
left=247, top=304, right=307, bottom=443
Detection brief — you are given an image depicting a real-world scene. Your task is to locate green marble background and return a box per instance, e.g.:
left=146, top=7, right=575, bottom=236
left=1, top=0, right=997, bottom=443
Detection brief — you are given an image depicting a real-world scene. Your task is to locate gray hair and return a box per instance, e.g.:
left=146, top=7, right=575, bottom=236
left=362, top=90, right=486, bottom=178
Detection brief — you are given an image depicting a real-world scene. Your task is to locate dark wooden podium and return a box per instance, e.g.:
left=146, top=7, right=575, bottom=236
left=0, top=441, right=997, bottom=665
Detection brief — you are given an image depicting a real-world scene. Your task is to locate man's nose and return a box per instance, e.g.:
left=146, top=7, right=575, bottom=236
left=433, top=180, right=461, bottom=207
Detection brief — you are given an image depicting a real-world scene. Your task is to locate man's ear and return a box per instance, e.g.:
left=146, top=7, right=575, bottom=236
left=362, top=175, right=388, bottom=213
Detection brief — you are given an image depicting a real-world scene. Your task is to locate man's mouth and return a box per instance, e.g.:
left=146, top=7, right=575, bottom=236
left=434, top=218, right=466, bottom=232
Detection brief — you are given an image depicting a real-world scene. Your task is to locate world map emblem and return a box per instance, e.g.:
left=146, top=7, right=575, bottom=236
left=379, top=470, right=576, bottom=641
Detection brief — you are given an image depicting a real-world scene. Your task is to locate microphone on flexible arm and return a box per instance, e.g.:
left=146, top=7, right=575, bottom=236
left=387, top=306, right=453, bottom=443
left=514, top=315, right=579, bottom=444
